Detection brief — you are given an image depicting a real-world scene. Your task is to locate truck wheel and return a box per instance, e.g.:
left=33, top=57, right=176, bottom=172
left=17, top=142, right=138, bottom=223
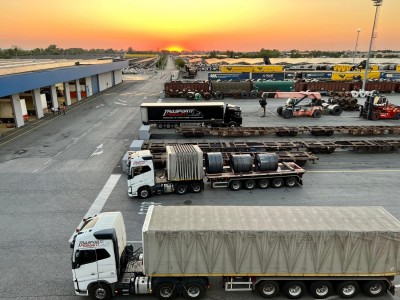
left=271, top=178, right=283, bottom=188
left=282, top=109, right=292, bottom=119
left=229, top=180, right=242, bottom=191
left=138, top=187, right=151, bottom=199
left=394, top=113, right=400, bottom=120
left=312, top=110, right=322, bottom=118
left=283, top=281, right=305, bottom=299
left=165, top=123, right=172, bottom=129
left=277, top=106, right=283, bottom=116
left=157, top=123, right=164, bottom=129
left=309, top=281, right=332, bottom=299
left=89, top=283, right=111, bottom=300
left=190, top=182, right=202, bottom=193
left=182, top=283, right=205, bottom=300
left=228, top=121, right=237, bottom=127
left=285, top=177, right=297, bottom=187
left=155, top=283, right=176, bottom=300
left=258, top=280, right=279, bottom=298
left=175, top=184, right=188, bottom=195
left=244, top=179, right=256, bottom=190
left=337, top=281, right=359, bottom=298
left=363, top=280, right=386, bottom=297
left=257, top=179, right=270, bottom=189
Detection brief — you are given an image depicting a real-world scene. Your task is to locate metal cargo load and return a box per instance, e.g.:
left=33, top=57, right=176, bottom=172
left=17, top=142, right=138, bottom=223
left=142, top=206, right=400, bottom=277
left=166, top=145, right=203, bottom=181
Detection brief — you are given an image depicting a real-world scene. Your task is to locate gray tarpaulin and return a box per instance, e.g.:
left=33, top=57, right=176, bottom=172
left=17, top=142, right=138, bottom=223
left=142, top=206, right=400, bottom=276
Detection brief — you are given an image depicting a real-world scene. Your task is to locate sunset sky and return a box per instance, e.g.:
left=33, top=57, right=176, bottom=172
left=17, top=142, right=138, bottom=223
left=1, top=0, right=399, bottom=52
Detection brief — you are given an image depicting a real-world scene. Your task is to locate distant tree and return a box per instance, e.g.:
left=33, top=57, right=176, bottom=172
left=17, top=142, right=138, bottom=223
left=175, top=57, right=185, bottom=68
left=127, top=47, right=134, bottom=54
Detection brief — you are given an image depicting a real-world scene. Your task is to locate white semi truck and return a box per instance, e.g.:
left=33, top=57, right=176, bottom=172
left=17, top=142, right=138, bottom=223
left=126, top=145, right=306, bottom=198
left=71, top=205, right=400, bottom=300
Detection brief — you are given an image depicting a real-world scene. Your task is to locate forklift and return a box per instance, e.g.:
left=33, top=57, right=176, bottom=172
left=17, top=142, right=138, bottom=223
left=359, top=93, right=400, bottom=120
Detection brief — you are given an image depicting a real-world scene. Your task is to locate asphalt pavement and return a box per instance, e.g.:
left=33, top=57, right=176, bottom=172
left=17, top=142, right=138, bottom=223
left=0, top=58, right=400, bottom=299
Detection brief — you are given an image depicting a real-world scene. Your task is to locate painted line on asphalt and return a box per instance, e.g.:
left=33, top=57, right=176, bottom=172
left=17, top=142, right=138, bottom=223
left=308, top=169, right=400, bottom=173
left=69, top=174, right=121, bottom=243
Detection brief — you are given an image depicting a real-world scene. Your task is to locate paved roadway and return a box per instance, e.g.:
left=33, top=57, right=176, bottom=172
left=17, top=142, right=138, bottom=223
left=0, top=57, right=400, bottom=299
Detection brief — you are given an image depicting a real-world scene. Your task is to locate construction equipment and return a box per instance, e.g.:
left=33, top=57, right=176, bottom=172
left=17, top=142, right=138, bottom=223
left=276, top=92, right=342, bottom=119
left=360, top=93, right=400, bottom=120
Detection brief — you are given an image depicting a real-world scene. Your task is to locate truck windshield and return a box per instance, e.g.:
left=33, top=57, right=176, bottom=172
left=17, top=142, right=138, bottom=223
left=132, top=165, right=151, bottom=177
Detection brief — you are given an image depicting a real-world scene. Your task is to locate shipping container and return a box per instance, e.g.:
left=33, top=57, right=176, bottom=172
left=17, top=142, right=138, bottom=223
left=332, top=71, right=381, bottom=81
left=251, top=72, right=285, bottom=81
left=253, top=80, right=294, bottom=92
left=219, top=65, right=253, bottom=73
left=208, top=73, right=250, bottom=81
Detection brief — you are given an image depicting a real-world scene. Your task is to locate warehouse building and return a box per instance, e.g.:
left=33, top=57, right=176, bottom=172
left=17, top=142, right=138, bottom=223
left=0, top=59, right=129, bottom=130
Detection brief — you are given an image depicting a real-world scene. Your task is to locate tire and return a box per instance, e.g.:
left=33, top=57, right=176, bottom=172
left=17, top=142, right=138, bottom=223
left=89, top=283, right=111, bottom=300
left=283, top=281, right=305, bottom=299
left=165, top=123, right=172, bottom=129
left=258, top=280, right=280, bottom=298
left=244, top=179, right=256, bottom=190
left=138, top=187, right=151, bottom=199
left=337, top=281, right=359, bottom=298
left=277, top=106, right=283, bottom=116
left=394, top=113, right=400, bottom=120
left=257, top=178, right=270, bottom=189
left=371, top=113, right=379, bottom=120
left=363, top=280, right=386, bottom=297
left=155, top=283, right=176, bottom=300
left=190, top=182, right=203, bottom=193
left=271, top=178, right=284, bottom=188
left=157, top=123, right=164, bottom=129
left=309, top=281, right=332, bottom=299
left=313, top=109, right=322, bottom=118
left=282, top=109, right=292, bottom=119
left=228, top=121, right=237, bottom=127
left=175, top=184, right=188, bottom=195
left=285, top=177, right=297, bottom=187
left=229, top=180, right=242, bottom=191
left=182, top=283, right=205, bottom=300
left=204, top=93, right=212, bottom=100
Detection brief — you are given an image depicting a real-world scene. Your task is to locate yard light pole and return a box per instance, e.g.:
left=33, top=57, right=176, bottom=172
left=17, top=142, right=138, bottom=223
left=362, top=0, right=383, bottom=91
left=352, top=29, right=361, bottom=64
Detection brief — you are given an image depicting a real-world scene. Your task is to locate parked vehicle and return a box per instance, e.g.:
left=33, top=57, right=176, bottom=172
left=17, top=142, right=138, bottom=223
left=126, top=145, right=305, bottom=198
left=71, top=205, right=400, bottom=300
left=140, top=102, right=242, bottom=128
left=276, top=92, right=342, bottom=119
left=360, top=93, right=400, bottom=120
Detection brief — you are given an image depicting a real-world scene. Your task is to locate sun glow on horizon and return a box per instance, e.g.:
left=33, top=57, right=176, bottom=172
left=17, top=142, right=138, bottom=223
left=164, top=45, right=185, bottom=52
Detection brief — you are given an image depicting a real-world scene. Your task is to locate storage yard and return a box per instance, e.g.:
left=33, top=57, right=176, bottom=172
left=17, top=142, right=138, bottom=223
left=1, top=56, right=400, bottom=300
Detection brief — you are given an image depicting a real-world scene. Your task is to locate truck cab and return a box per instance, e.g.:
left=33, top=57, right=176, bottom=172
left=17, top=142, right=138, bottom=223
left=70, top=212, right=127, bottom=297
left=224, top=104, right=242, bottom=126
left=126, top=150, right=155, bottom=198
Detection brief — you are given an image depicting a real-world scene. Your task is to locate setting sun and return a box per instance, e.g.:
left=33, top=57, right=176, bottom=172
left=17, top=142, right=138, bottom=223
left=165, top=46, right=185, bottom=52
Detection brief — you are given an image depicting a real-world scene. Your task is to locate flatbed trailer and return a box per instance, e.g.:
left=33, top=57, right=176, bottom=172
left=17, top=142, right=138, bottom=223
left=143, top=139, right=400, bottom=154
left=176, top=125, right=400, bottom=137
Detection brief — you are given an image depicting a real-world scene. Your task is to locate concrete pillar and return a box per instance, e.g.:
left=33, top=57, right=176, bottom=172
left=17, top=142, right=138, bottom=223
left=85, top=77, right=93, bottom=97
left=75, top=79, right=82, bottom=101
left=11, top=94, right=24, bottom=128
left=63, top=82, right=72, bottom=106
left=32, top=89, right=44, bottom=119
left=50, top=85, right=58, bottom=109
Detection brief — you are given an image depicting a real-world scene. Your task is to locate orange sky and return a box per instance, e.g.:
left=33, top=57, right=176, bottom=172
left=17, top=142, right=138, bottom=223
left=1, top=0, right=399, bottom=51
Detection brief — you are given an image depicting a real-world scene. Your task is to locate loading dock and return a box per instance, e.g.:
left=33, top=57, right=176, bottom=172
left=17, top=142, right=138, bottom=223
left=0, top=59, right=128, bottom=133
